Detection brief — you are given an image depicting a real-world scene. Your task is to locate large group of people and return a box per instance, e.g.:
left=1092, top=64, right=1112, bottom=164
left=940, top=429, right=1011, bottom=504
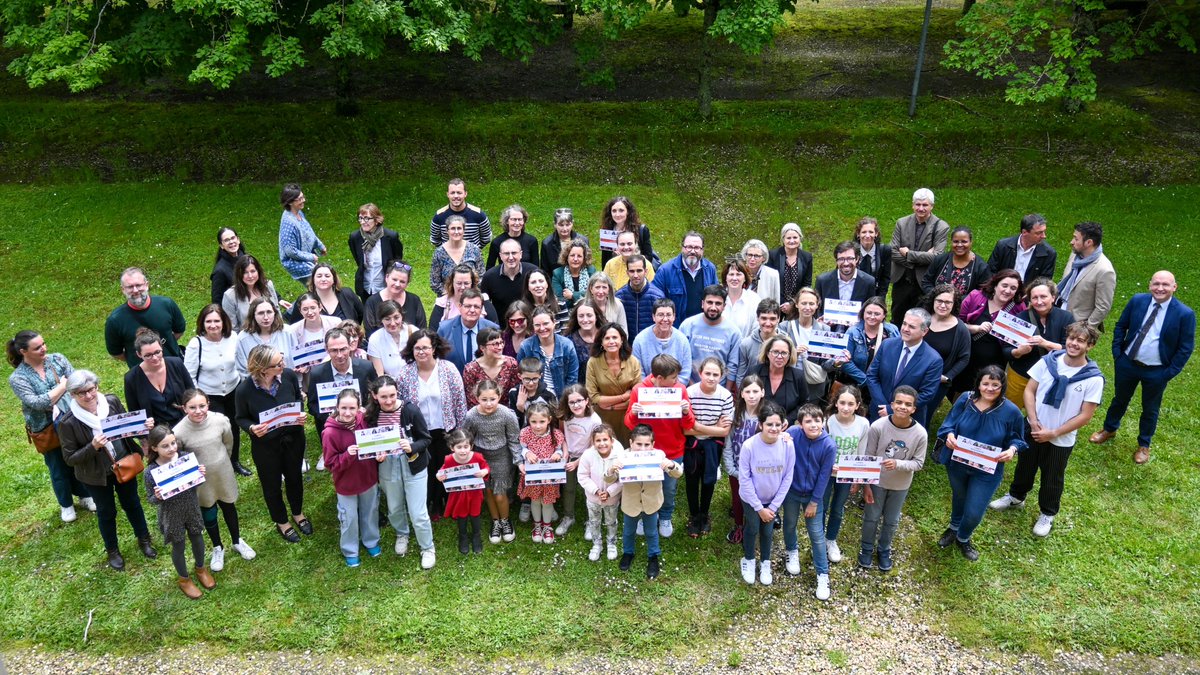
left=8, top=182, right=1194, bottom=602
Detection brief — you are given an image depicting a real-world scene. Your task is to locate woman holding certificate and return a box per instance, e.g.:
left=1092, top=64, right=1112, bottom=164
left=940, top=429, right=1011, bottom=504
left=1001, top=278, right=1075, bottom=407
left=953, top=270, right=1026, bottom=398
left=124, top=328, right=195, bottom=428
left=234, top=345, right=311, bottom=544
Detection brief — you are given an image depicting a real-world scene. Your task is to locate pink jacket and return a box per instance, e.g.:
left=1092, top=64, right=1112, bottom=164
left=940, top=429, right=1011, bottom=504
left=321, top=413, right=379, bottom=496
left=577, top=443, right=625, bottom=505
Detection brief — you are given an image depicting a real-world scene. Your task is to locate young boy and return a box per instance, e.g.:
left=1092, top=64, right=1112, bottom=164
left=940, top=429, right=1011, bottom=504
left=625, top=354, right=697, bottom=537
left=606, top=424, right=683, bottom=579
left=857, top=385, right=927, bottom=573
left=508, top=357, right=558, bottom=522
left=991, top=321, right=1104, bottom=537
left=783, top=403, right=837, bottom=601
left=684, top=357, right=734, bottom=537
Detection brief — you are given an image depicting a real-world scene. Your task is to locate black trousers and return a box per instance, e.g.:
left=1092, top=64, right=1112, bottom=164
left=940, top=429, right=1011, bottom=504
left=890, top=276, right=923, bottom=326
left=1008, top=437, right=1074, bottom=517
left=251, top=428, right=306, bottom=525
left=426, top=429, right=449, bottom=514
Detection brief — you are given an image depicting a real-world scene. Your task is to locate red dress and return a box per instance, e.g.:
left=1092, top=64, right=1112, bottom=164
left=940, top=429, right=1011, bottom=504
left=517, top=428, right=565, bottom=503
left=442, top=452, right=489, bottom=519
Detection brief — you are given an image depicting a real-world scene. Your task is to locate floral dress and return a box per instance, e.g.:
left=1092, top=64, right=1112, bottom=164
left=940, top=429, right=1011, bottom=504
left=462, top=357, right=520, bottom=407
left=517, top=427, right=565, bottom=503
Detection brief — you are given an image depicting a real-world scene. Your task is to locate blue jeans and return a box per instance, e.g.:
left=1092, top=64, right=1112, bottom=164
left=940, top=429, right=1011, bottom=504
left=1104, top=356, right=1171, bottom=448
left=44, top=446, right=88, bottom=508
left=660, top=470, right=681, bottom=523
left=782, top=491, right=828, bottom=575
left=945, top=460, right=1004, bottom=542
left=860, top=485, right=909, bottom=554
left=336, top=486, right=381, bottom=558
left=379, top=456, right=434, bottom=552
left=822, top=479, right=852, bottom=541
left=741, top=502, right=775, bottom=562
left=622, top=511, right=660, bottom=557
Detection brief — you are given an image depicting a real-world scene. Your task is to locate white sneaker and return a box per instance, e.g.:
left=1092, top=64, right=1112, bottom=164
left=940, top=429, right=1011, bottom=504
left=518, top=503, right=532, bottom=522
left=301, top=459, right=310, bottom=473
left=1033, top=514, right=1055, bottom=537
left=635, top=520, right=644, bottom=536
left=78, top=497, right=97, bottom=512
left=316, top=457, right=326, bottom=472
left=815, top=573, right=831, bottom=601
left=659, top=519, right=674, bottom=538
left=584, top=522, right=595, bottom=541
left=989, top=494, right=1025, bottom=511
left=607, top=543, right=618, bottom=560
left=395, top=535, right=410, bottom=556
left=420, top=549, right=436, bottom=570
left=740, top=558, right=756, bottom=584
left=589, top=542, right=603, bottom=561
left=827, top=540, right=843, bottom=563
left=232, top=538, right=257, bottom=560
left=210, top=546, right=225, bottom=572
left=60, top=506, right=77, bottom=523
left=555, top=516, right=574, bottom=536
left=786, top=549, right=801, bottom=575
left=759, top=560, right=774, bottom=586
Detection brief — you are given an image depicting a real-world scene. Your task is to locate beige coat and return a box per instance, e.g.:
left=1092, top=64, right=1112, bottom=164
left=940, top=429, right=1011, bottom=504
left=1059, top=251, right=1116, bottom=329
left=604, top=448, right=683, bottom=517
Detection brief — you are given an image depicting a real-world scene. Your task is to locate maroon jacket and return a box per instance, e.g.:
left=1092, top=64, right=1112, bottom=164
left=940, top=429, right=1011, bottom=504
left=321, top=412, right=379, bottom=496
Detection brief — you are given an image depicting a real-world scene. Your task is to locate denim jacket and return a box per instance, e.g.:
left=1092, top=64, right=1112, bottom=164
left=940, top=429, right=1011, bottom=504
left=841, top=321, right=900, bottom=385
left=516, top=334, right=579, bottom=396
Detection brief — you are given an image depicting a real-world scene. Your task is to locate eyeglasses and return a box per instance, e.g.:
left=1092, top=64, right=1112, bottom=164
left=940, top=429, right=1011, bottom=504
left=220, top=235, right=239, bottom=244
left=358, top=215, right=376, bottom=222
left=743, top=252, right=764, bottom=260
left=769, top=350, right=790, bottom=357
left=836, top=256, right=858, bottom=263
left=122, top=282, right=148, bottom=291
left=72, top=386, right=98, bottom=397
left=413, top=345, right=433, bottom=353
left=508, top=317, right=527, bottom=325
left=683, top=245, right=704, bottom=252
left=933, top=299, right=954, bottom=306
left=141, top=349, right=164, bottom=360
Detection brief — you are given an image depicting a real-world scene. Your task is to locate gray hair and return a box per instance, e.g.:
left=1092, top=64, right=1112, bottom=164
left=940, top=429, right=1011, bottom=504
left=780, top=222, right=803, bottom=243
left=742, top=239, right=769, bottom=257
left=912, top=188, right=935, bottom=204
left=905, top=307, right=932, bottom=331
left=445, top=214, right=466, bottom=228
left=500, top=204, right=529, bottom=229
left=120, top=266, right=146, bottom=284
left=66, top=369, right=100, bottom=394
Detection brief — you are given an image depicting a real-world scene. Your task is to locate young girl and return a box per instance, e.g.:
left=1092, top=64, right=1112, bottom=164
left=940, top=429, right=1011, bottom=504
left=436, top=429, right=491, bottom=554
left=724, top=375, right=766, bottom=544
left=517, top=401, right=566, bottom=544
left=576, top=424, right=624, bottom=561
left=737, top=400, right=795, bottom=586
left=462, top=379, right=521, bottom=544
left=823, top=386, right=869, bottom=564
left=144, top=425, right=213, bottom=599
left=321, top=389, right=382, bottom=568
left=557, top=384, right=601, bottom=537
left=684, top=357, right=734, bottom=538
left=173, top=389, right=253, bottom=574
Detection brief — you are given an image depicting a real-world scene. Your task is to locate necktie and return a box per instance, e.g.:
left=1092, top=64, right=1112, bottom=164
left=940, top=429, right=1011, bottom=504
left=464, top=328, right=475, bottom=360
left=1126, top=302, right=1160, bottom=361
left=895, top=346, right=911, bottom=382
left=863, top=252, right=873, bottom=276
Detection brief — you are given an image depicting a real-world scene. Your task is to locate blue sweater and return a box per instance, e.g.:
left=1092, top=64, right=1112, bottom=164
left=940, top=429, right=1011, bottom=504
left=278, top=210, right=326, bottom=280
left=936, top=393, right=1028, bottom=478
left=785, top=428, right=836, bottom=505
left=652, top=255, right=718, bottom=327
left=616, top=282, right=665, bottom=338
left=631, top=326, right=693, bottom=386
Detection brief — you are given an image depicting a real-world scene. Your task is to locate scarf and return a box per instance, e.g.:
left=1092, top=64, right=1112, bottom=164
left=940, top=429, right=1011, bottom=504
left=69, top=395, right=114, bottom=455
left=361, top=225, right=386, bottom=255
left=1039, top=350, right=1103, bottom=408
left=1057, top=245, right=1103, bottom=303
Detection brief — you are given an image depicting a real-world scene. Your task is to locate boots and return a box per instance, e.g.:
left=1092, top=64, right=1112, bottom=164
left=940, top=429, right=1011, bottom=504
left=106, top=548, right=125, bottom=571
left=138, top=536, right=158, bottom=559
left=178, top=577, right=202, bottom=599
left=195, top=566, right=216, bottom=590
left=457, top=520, right=470, bottom=554
left=470, top=520, right=483, bottom=553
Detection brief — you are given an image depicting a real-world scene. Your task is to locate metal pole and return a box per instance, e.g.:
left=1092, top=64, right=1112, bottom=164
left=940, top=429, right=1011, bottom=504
left=909, top=0, right=935, bottom=117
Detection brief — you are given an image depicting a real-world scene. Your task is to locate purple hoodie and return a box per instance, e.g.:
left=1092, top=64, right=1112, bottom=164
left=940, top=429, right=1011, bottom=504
left=737, top=434, right=796, bottom=513
left=322, top=412, right=379, bottom=496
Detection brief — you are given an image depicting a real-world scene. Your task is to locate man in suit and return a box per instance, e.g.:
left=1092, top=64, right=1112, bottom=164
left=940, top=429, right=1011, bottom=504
left=653, top=231, right=718, bottom=327
left=349, top=206, right=403, bottom=302
left=987, top=213, right=1057, bottom=285
left=1056, top=221, right=1116, bottom=330
left=815, top=241, right=876, bottom=332
left=1090, top=271, right=1195, bottom=464
left=741, top=239, right=780, bottom=303
left=854, top=216, right=891, bottom=299
left=437, top=289, right=499, bottom=372
left=307, top=328, right=376, bottom=437
left=866, top=308, right=944, bottom=425
left=889, top=188, right=949, bottom=325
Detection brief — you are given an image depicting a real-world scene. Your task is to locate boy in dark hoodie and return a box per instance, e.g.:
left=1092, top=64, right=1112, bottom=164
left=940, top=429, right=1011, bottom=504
left=783, top=403, right=837, bottom=601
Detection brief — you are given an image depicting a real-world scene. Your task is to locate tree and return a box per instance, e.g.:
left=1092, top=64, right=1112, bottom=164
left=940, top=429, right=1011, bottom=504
left=943, top=0, right=1197, bottom=112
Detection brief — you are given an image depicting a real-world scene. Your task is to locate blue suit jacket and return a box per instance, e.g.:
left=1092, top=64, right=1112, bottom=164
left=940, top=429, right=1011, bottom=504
left=865, top=338, right=944, bottom=419
left=437, top=316, right=499, bottom=372
left=1112, top=294, right=1195, bottom=380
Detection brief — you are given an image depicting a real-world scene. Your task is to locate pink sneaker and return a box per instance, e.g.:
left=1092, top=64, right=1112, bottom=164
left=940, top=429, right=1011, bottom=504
left=531, top=522, right=544, bottom=544
left=542, top=522, right=556, bottom=544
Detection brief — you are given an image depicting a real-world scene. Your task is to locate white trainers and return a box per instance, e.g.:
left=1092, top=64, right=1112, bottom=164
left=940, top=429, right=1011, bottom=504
left=759, top=560, right=774, bottom=586
left=555, top=516, right=574, bottom=536
left=989, top=494, right=1025, bottom=511
left=395, top=535, right=410, bottom=556
left=584, top=522, right=595, bottom=541
left=232, top=538, right=257, bottom=560
left=518, top=503, right=532, bottom=522
left=740, top=558, right=756, bottom=584
left=786, top=549, right=801, bottom=575
left=815, top=573, right=831, bottom=601
left=301, top=458, right=310, bottom=473
left=607, top=543, right=618, bottom=560
left=827, top=540, right=843, bottom=563
left=60, top=506, right=77, bottom=523
left=78, top=497, right=97, bottom=512
left=589, top=542, right=603, bottom=562
left=1033, top=514, right=1055, bottom=537
left=635, top=520, right=644, bottom=536
left=210, top=546, right=225, bottom=572
left=659, top=519, right=674, bottom=538
left=316, top=456, right=326, bottom=472
left=420, top=549, right=436, bottom=570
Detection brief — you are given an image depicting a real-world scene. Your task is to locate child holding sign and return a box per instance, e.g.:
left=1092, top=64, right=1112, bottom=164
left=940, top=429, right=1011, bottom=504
left=737, top=401, right=794, bottom=586
left=462, top=379, right=521, bottom=544
left=144, top=425, right=213, bottom=599
left=624, top=354, right=696, bottom=538
left=822, top=386, right=869, bottom=564
left=436, top=429, right=490, bottom=554
left=321, top=389, right=382, bottom=568
left=605, top=424, right=683, bottom=579
left=517, top=402, right=566, bottom=544
left=577, top=424, right=624, bottom=561
left=857, top=385, right=926, bottom=572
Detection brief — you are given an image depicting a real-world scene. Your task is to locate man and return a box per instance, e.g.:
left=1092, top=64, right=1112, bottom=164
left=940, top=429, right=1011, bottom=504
left=889, top=188, right=949, bottom=324
left=480, top=239, right=538, bottom=318
left=653, top=231, right=718, bottom=327
left=1090, top=271, right=1195, bottom=464
left=814, top=241, right=877, bottom=330
left=679, top=285, right=741, bottom=387
left=988, top=213, right=1057, bottom=285
left=604, top=231, right=656, bottom=291
left=734, top=298, right=781, bottom=385
left=865, top=308, right=943, bottom=425
left=632, top=299, right=693, bottom=385
left=437, top=290, right=499, bottom=372
left=485, top=204, right=540, bottom=269
left=104, top=267, right=187, bottom=368
left=306, top=328, right=375, bottom=433
left=1056, top=221, right=1116, bottom=330
left=854, top=217, right=891, bottom=299
left=430, top=178, right=491, bottom=248
left=616, top=254, right=665, bottom=338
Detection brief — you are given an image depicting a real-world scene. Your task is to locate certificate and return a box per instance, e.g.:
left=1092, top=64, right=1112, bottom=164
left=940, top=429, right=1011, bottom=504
left=258, top=402, right=304, bottom=432
left=524, top=459, right=567, bottom=486
left=835, top=455, right=881, bottom=484
left=618, top=450, right=665, bottom=483
left=100, top=409, right=148, bottom=441
left=599, top=228, right=618, bottom=252
left=950, top=436, right=1004, bottom=474
left=823, top=299, right=862, bottom=326
left=807, top=330, right=849, bottom=360
left=444, top=463, right=485, bottom=492
left=291, top=337, right=328, bottom=369
left=150, top=453, right=205, bottom=500
left=990, top=311, right=1036, bottom=348
left=355, top=425, right=404, bottom=460
left=638, top=387, right=683, bottom=419
left=316, top=380, right=360, bottom=414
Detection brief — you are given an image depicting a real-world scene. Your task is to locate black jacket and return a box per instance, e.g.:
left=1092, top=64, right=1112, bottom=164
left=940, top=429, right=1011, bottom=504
left=59, top=395, right=143, bottom=487
left=306, top=358, right=377, bottom=429
left=987, top=235, right=1057, bottom=285
left=815, top=270, right=878, bottom=311
left=857, top=243, right=892, bottom=299
left=921, top=253, right=992, bottom=295
left=540, top=233, right=591, bottom=276
left=210, top=247, right=244, bottom=305
left=234, top=369, right=306, bottom=446
left=348, top=227, right=403, bottom=302
left=767, top=247, right=814, bottom=301
left=747, top=363, right=809, bottom=424
left=367, top=401, right=433, bottom=474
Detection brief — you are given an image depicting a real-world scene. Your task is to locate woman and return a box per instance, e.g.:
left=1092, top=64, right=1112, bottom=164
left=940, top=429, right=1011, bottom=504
left=501, top=301, right=534, bottom=360
left=599, top=196, right=655, bottom=266
left=523, top=269, right=567, bottom=330
left=586, top=323, right=641, bottom=446
left=349, top=202, right=403, bottom=303
left=462, top=327, right=520, bottom=407
left=367, top=375, right=436, bottom=567
left=338, top=320, right=368, bottom=360
left=124, top=328, right=195, bottom=428
left=1002, top=277, right=1075, bottom=407
left=184, top=305, right=251, bottom=476
left=584, top=272, right=627, bottom=332
left=235, top=297, right=293, bottom=378
left=551, top=239, right=595, bottom=315
left=234, top=345, right=311, bottom=543
left=429, top=264, right=499, bottom=332
left=921, top=226, right=991, bottom=297
left=936, top=365, right=1027, bottom=561
left=954, top=270, right=1026, bottom=397
left=363, top=260, right=428, bottom=336
left=564, top=300, right=600, bottom=384
left=486, top=204, right=540, bottom=269
left=541, top=208, right=590, bottom=276
left=429, top=215, right=483, bottom=297
left=517, top=306, right=580, bottom=397
left=396, top=330, right=469, bottom=519
left=222, top=254, right=283, bottom=328
left=722, top=257, right=760, bottom=338
left=287, top=292, right=341, bottom=357
left=210, top=227, right=246, bottom=304
left=284, top=263, right=364, bottom=324
left=921, top=285, right=973, bottom=428
left=7, top=330, right=91, bottom=521
left=367, top=300, right=418, bottom=378
left=854, top=217, right=891, bottom=299
left=59, top=369, right=156, bottom=570
left=838, top=297, right=900, bottom=408
left=768, top=223, right=814, bottom=317
left=278, top=183, right=326, bottom=286
left=746, top=335, right=808, bottom=423
left=779, top=287, right=830, bottom=399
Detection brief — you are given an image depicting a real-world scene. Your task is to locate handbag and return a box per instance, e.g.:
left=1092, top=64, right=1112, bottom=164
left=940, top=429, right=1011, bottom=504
left=26, top=423, right=60, bottom=454
left=107, top=445, right=145, bottom=484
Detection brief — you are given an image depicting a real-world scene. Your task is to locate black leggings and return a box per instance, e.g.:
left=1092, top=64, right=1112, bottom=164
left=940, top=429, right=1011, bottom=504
left=171, top=531, right=207, bottom=577
left=202, top=500, right=241, bottom=548
left=426, top=429, right=449, bottom=514
left=208, top=392, right=243, bottom=466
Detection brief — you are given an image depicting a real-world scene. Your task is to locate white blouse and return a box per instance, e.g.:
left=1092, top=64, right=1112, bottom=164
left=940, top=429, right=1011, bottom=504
left=184, top=334, right=241, bottom=396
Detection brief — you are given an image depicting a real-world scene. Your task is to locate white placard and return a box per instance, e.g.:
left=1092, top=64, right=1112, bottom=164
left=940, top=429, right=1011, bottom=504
left=316, top=380, right=361, bottom=414
left=355, top=425, right=403, bottom=460
left=990, top=311, right=1036, bottom=347
left=618, top=450, right=665, bottom=483
left=951, top=436, right=1003, bottom=475
left=807, top=330, right=850, bottom=360
left=291, top=337, right=328, bottom=369
left=101, top=409, right=148, bottom=441
left=835, top=455, right=881, bottom=484
left=150, top=453, right=206, bottom=500
left=823, top=299, right=862, bottom=326
left=258, top=402, right=304, bottom=432
left=524, top=459, right=567, bottom=485
left=638, top=387, right=683, bottom=419
left=444, top=463, right=486, bottom=492
left=599, top=228, right=619, bottom=252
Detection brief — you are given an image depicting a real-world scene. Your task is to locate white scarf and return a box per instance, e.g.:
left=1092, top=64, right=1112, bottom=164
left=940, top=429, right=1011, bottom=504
left=69, top=395, right=114, bottom=455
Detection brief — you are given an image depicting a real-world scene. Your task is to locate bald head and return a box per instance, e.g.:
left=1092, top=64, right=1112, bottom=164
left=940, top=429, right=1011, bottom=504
left=1149, top=271, right=1177, bottom=303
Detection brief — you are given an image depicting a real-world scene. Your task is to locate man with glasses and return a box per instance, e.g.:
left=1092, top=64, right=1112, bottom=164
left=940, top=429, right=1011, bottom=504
left=105, top=267, right=187, bottom=368
left=480, top=239, right=539, bottom=318
left=632, top=299, right=693, bottom=385
left=740, top=240, right=780, bottom=303
left=815, top=241, right=877, bottom=332
left=604, top=231, right=656, bottom=291
left=653, top=231, right=718, bottom=327
left=431, top=178, right=491, bottom=249
left=438, top=290, right=499, bottom=372
left=306, top=328, right=376, bottom=432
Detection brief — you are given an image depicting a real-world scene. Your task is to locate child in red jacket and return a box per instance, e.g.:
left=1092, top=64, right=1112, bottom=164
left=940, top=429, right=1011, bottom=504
left=624, top=354, right=696, bottom=538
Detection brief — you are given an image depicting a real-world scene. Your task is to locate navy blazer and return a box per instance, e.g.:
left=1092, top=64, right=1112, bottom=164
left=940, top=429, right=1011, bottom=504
left=437, top=316, right=500, bottom=372
left=987, top=235, right=1057, bottom=284
left=865, top=338, right=944, bottom=419
left=1112, top=294, right=1196, bottom=380
left=857, top=243, right=892, bottom=298
left=348, top=227, right=403, bottom=302
left=814, top=270, right=877, bottom=314
left=306, top=357, right=376, bottom=429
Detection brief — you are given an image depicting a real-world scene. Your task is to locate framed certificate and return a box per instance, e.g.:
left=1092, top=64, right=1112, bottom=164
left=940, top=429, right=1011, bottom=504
left=444, top=463, right=485, bottom=492
left=355, top=425, right=403, bottom=460
left=150, top=453, right=205, bottom=499
left=100, top=409, right=148, bottom=440
left=638, top=387, right=683, bottom=419
left=951, top=436, right=1003, bottom=474
left=990, top=311, right=1036, bottom=348
left=835, top=455, right=881, bottom=484
left=618, top=450, right=665, bottom=483
left=524, top=459, right=567, bottom=486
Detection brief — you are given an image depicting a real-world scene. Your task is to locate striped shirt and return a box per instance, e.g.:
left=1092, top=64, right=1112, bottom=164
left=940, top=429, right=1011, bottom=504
left=686, top=383, right=734, bottom=441
left=430, top=203, right=492, bottom=248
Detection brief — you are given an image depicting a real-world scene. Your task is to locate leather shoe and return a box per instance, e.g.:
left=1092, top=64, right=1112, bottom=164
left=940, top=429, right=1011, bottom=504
left=937, top=528, right=956, bottom=548
left=195, top=566, right=216, bottom=590
left=138, top=536, right=158, bottom=559
left=232, top=462, right=253, bottom=477
left=1089, top=429, right=1116, bottom=444
left=107, top=548, right=125, bottom=571
left=295, top=517, right=313, bottom=536
left=178, top=577, right=202, bottom=600
left=1133, top=447, right=1151, bottom=464
left=278, top=526, right=301, bottom=543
